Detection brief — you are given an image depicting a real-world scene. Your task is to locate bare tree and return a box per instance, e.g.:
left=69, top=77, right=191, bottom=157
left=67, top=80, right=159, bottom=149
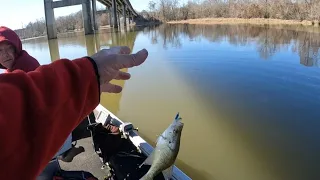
left=149, top=1, right=156, bottom=13
left=15, top=9, right=114, bottom=39
left=145, top=0, right=320, bottom=23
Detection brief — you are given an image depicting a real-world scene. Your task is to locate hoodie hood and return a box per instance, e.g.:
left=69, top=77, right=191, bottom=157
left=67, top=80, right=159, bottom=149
left=0, top=26, right=40, bottom=72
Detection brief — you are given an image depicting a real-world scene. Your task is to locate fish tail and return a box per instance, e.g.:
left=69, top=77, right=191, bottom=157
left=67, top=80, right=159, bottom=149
left=175, top=112, right=181, bottom=121
left=175, top=112, right=180, bottom=120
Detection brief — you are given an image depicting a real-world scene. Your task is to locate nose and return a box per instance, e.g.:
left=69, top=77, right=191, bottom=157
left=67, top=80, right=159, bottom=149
left=0, top=52, right=6, bottom=59
left=0, top=49, right=8, bottom=55
left=0, top=52, right=11, bottom=63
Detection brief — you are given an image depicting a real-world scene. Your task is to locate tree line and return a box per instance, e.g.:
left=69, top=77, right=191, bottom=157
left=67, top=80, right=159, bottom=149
left=14, top=0, right=320, bottom=39
left=15, top=9, right=111, bottom=40
left=142, top=0, right=320, bottom=23
left=143, top=23, right=320, bottom=66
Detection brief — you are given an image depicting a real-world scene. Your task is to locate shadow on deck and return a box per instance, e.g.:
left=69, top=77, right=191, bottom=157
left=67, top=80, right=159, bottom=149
left=60, top=116, right=110, bottom=180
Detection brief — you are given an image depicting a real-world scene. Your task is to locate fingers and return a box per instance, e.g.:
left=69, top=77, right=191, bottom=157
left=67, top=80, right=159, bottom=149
left=110, top=46, right=131, bottom=55
left=119, top=46, right=131, bottom=54
left=101, top=83, right=123, bottom=93
left=114, top=49, right=148, bottom=69
left=114, top=71, right=131, bottom=80
left=100, top=67, right=119, bottom=83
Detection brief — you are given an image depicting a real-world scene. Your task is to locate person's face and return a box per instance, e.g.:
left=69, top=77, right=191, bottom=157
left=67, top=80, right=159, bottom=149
left=0, top=42, right=15, bottom=69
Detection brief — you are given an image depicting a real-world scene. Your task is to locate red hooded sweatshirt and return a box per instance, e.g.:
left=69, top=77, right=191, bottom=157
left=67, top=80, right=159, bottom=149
left=0, top=34, right=100, bottom=179
left=0, top=26, right=40, bottom=72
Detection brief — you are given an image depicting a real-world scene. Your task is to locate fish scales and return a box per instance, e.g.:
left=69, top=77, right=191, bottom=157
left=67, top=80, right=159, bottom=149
left=139, top=113, right=184, bottom=180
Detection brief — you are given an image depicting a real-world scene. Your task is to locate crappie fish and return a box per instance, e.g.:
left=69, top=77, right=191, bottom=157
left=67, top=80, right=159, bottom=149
left=139, top=113, right=184, bottom=180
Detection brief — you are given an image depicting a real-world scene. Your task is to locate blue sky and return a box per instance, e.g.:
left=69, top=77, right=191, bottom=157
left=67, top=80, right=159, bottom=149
left=0, top=0, right=153, bottom=30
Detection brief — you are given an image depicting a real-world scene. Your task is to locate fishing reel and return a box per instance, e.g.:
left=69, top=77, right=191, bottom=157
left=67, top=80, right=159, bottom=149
left=100, top=114, right=139, bottom=139
left=119, top=122, right=138, bottom=139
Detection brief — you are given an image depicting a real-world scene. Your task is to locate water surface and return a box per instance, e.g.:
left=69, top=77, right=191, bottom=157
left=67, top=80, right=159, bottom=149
left=19, top=24, right=320, bottom=180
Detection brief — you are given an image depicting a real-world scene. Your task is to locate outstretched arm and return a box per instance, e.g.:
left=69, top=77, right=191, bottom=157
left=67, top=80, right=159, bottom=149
left=0, top=46, right=148, bottom=179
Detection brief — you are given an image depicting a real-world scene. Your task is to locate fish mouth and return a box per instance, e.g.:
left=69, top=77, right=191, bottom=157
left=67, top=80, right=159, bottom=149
left=177, top=120, right=184, bottom=127
left=174, top=112, right=183, bottom=126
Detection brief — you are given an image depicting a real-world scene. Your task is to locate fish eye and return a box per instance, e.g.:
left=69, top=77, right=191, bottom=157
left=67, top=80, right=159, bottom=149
left=173, top=129, right=178, bottom=134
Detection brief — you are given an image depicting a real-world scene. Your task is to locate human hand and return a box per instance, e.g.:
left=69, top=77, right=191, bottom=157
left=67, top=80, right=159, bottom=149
left=90, top=46, right=148, bottom=93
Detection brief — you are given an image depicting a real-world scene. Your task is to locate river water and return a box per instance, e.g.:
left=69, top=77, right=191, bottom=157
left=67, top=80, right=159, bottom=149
left=19, top=24, right=320, bottom=180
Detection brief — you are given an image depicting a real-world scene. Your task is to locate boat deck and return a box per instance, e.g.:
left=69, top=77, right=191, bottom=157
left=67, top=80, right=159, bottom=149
left=59, top=137, right=109, bottom=180
left=58, top=116, right=110, bottom=180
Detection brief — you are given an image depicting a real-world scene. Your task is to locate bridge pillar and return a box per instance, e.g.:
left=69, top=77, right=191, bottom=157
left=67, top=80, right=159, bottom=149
left=82, top=0, right=94, bottom=35
left=107, top=7, right=113, bottom=27
left=118, top=12, right=121, bottom=28
left=131, top=13, right=134, bottom=24
left=44, top=0, right=57, bottom=39
left=122, top=4, right=127, bottom=27
left=128, top=12, right=130, bottom=24
left=112, top=0, right=118, bottom=28
left=130, top=12, right=133, bottom=25
left=92, top=0, right=98, bottom=30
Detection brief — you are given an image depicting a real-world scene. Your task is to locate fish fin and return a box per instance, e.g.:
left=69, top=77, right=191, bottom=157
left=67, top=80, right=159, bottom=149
left=175, top=112, right=182, bottom=121
left=139, top=175, right=149, bottom=180
left=162, top=165, right=173, bottom=180
left=142, top=150, right=155, bottom=166
left=175, top=113, right=180, bottom=120
left=156, top=135, right=161, bottom=144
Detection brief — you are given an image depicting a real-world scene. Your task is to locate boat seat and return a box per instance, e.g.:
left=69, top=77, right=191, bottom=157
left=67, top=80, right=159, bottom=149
left=86, top=118, right=165, bottom=179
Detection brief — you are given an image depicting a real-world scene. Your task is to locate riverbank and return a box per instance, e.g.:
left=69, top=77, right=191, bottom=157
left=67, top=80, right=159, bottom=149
left=19, top=24, right=136, bottom=41
left=167, top=18, right=320, bottom=26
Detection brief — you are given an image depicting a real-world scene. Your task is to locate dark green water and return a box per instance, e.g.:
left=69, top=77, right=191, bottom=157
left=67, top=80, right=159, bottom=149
left=17, top=24, right=320, bottom=180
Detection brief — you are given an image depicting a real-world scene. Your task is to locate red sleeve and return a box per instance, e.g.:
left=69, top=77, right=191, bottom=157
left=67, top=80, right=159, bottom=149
left=0, top=57, right=100, bottom=179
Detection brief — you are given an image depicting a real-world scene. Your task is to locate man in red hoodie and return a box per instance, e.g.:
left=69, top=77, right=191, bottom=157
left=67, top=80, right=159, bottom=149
left=0, top=26, right=85, bottom=165
left=0, top=26, right=40, bottom=72
left=0, top=27, right=149, bottom=179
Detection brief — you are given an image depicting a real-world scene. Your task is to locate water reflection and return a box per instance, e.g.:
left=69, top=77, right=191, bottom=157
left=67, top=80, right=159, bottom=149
left=85, top=34, right=99, bottom=56
left=122, top=24, right=320, bottom=180
left=48, top=39, right=60, bottom=61
left=144, top=24, right=320, bottom=67
left=44, top=29, right=138, bottom=115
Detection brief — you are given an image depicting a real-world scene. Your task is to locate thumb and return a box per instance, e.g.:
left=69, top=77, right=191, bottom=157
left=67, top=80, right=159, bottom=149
left=113, top=49, right=148, bottom=69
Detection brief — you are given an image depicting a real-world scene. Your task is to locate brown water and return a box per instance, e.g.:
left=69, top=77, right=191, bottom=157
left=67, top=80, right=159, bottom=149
left=17, top=24, right=320, bottom=180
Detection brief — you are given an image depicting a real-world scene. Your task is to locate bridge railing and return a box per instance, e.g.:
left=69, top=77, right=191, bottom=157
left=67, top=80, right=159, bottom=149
left=97, top=0, right=138, bottom=16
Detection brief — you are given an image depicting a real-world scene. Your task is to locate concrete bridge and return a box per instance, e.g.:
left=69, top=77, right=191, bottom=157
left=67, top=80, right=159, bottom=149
left=44, top=0, right=138, bottom=40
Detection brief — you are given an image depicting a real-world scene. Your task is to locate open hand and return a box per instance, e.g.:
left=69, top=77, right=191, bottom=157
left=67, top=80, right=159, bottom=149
left=90, top=46, right=148, bottom=93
